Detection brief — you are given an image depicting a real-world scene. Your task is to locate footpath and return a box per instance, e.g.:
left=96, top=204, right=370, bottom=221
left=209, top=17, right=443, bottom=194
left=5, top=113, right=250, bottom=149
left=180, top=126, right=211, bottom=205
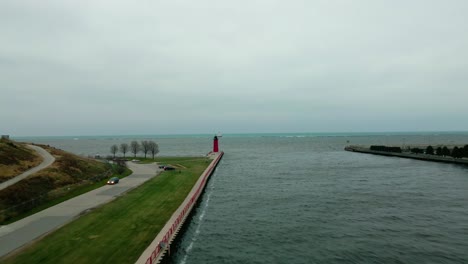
left=0, top=162, right=160, bottom=258
left=0, top=145, right=55, bottom=191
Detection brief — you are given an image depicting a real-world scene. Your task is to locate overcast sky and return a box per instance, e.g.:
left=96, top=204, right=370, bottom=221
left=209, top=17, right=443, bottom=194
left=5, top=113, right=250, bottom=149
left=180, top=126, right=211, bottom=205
left=1, top=0, right=467, bottom=136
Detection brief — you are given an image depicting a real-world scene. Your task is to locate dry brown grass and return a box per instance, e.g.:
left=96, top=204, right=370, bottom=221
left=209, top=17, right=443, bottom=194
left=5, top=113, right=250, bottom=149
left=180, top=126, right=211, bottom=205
left=0, top=140, right=43, bottom=182
left=0, top=143, right=111, bottom=223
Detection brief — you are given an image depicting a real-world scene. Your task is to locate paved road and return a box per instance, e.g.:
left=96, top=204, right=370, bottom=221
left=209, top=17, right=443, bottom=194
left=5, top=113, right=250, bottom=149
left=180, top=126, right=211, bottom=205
left=0, top=161, right=161, bottom=258
left=0, top=145, right=56, bottom=191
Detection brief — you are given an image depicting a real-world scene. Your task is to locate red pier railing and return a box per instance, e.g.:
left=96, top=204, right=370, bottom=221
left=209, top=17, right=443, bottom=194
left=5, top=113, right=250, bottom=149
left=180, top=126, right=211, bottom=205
left=144, top=152, right=224, bottom=264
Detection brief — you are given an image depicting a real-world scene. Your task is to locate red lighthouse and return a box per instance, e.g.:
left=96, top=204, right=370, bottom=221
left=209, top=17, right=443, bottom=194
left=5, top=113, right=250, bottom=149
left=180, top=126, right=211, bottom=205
left=213, top=136, right=219, bottom=152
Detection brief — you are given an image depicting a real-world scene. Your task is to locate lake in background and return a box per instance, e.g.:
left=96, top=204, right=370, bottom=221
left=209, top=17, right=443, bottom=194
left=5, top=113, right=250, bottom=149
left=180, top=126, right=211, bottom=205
left=14, top=132, right=468, bottom=263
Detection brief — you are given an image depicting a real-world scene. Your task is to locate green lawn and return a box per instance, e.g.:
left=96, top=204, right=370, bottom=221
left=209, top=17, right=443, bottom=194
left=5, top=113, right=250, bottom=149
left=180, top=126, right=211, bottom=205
left=2, top=157, right=210, bottom=264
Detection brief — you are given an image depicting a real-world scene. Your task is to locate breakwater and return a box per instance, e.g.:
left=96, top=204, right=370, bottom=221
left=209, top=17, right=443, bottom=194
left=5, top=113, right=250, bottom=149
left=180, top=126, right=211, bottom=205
left=345, top=146, right=468, bottom=165
left=136, top=151, right=224, bottom=264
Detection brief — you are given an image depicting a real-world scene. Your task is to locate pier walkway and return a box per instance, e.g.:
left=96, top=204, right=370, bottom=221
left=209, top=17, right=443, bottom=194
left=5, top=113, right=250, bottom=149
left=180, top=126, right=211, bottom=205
left=136, top=151, right=224, bottom=264
left=345, top=146, right=468, bottom=165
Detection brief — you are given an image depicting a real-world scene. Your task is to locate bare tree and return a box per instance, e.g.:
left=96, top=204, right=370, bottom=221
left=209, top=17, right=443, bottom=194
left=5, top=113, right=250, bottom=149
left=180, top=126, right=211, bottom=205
left=110, top=144, right=118, bottom=158
left=141, top=141, right=150, bottom=158
left=130, top=141, right=140, bottom=158
left=120, top=143, right=129, bottom=158
left=148, top=141, right=159, bottom=159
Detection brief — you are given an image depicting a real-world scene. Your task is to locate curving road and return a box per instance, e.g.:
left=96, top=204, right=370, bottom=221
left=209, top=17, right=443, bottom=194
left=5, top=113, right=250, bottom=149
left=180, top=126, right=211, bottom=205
left=0, top=161, right=161, bottom=258
left=0, top=145, right=55, bottom=191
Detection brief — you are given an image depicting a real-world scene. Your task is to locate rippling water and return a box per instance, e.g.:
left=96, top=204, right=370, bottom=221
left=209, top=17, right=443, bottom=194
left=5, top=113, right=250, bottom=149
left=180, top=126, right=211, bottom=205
left=15, top=133, right=468, bottom=263
left=171, top=134, right=468, bottom=264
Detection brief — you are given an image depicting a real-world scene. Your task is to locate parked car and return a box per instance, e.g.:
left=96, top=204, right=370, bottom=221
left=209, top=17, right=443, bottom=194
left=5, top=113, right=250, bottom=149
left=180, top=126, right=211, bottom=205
left=164, top=166, right=175, bottom=171
left=158, top=164, right=166, bottom=169
left=107, top=177, right=119, bottom=185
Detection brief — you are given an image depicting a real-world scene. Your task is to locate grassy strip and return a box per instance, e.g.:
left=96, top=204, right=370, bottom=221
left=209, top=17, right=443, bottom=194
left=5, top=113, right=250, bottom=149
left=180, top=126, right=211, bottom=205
left=2, top=167, right=132, bottom=225
left=2, top=157, right=210, bottom=264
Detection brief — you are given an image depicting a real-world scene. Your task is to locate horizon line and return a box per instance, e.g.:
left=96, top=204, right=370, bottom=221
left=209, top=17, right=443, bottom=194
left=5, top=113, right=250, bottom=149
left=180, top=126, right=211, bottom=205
left=10, top=130, right=468, bottom=138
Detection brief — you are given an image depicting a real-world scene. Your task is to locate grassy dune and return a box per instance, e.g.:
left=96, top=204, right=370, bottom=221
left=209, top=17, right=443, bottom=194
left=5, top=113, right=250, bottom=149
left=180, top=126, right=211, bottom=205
left=0, top=144, right=121, bottom=224
left=2, top=156, right=210, bottom=264
left=0, top=139, right=42, bottom=182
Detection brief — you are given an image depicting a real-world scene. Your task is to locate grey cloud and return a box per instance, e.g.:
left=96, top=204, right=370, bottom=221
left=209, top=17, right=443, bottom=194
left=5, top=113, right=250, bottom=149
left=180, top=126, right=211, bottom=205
left=1, top=0, right=468, bottom=136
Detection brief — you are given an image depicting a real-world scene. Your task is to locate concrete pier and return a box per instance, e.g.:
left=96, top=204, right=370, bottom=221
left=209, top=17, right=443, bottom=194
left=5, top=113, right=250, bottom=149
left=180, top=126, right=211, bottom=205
left=345, top=146, right=468, bottom=165
left=136, top=151, right=224, bottom=264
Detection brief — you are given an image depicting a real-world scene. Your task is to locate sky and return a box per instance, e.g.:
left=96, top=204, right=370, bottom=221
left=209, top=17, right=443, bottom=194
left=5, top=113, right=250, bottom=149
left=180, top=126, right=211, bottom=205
left=1, top=0, right=468, bottom=136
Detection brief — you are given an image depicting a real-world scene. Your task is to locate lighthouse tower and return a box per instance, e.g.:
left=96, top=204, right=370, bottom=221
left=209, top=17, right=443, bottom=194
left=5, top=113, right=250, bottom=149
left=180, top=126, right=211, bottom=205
left=213, top=136, right=219, bottom=152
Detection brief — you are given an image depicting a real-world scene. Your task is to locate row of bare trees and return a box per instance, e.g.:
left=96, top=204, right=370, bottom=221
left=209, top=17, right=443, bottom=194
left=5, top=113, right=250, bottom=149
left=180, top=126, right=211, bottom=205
left=110, top=140, right=159, bottom=159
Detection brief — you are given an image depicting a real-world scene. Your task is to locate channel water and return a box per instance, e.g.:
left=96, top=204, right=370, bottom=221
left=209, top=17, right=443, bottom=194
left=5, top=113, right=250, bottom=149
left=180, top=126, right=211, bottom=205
left=17, top=133, right=468, bottom=263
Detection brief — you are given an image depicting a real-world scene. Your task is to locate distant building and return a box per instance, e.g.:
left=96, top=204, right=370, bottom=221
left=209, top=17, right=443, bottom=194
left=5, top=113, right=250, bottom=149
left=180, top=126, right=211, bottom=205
left=1, top=135, right=9, bottom=140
